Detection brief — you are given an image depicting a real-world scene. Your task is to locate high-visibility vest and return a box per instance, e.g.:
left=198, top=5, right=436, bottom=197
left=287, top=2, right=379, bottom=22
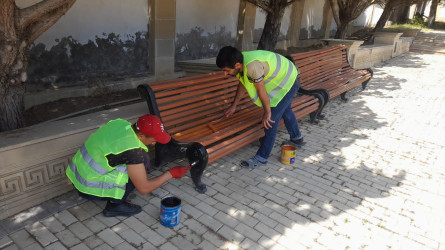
left=66, top=119, right=148, bottom=199
left=237, top=50, right=298, bottom=107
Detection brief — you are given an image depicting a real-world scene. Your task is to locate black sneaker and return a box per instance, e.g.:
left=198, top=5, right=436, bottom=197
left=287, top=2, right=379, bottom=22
left=283, top=138, right=306, bottom=148
left=103, top=201, right=142, bottom=217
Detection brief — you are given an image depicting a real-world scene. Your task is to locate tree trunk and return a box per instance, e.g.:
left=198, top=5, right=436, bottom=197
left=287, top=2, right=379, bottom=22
left=0, top=1, right=26, bottom=131
left=373, top=4, right=394, bottom=33
left=0, top=0, right=76, bottom=132
left=257, top=9, right=285, bottom=51
left=0, top=83, right=26, bottom=131
left=0, top=40, right=28, bottom=131
left=427, top=0, right=439, bottom=27
left=417, top=0, right=427, bottom=15
left=334, top=21, right=349, bottom=39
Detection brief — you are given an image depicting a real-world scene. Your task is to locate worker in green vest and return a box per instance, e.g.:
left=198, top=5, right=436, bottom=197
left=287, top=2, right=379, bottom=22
left=66, top=114, right=191, bottom=217
left=216, top=46, right=306, bottom=168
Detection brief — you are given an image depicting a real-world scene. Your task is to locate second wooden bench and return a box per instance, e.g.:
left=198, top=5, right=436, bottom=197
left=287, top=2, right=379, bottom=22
left=290, top=45, right=373, bottom=102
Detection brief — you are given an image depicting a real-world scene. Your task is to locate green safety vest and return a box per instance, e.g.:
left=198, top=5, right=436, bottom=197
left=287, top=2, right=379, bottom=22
left=66, top=119, right=148, bottom=199
left=237, top=50, right=298, bottom=107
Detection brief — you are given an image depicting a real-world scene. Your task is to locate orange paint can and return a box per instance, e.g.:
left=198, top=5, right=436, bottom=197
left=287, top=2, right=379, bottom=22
left=281, top=145, right=297, bottom=165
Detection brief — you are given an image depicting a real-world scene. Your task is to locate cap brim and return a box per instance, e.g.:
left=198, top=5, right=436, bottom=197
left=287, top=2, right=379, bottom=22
left=153, top=131, right=171, bottom=144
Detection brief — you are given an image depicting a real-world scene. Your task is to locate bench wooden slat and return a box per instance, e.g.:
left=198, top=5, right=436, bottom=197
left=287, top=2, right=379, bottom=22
left=157, top=85, right=238, bottom=112
left=291, top=45, right=373, bottom=102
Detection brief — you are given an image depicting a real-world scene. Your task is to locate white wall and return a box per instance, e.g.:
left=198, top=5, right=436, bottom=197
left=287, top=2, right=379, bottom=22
left=354, top=4, right=384, bottom=27
left=16, top=0, right=148, bottom=47
left=301, top=0, right=324, bottom=32
left=439, top=4, right=445, bottom=19
left=176, top=0, right=239, bottom=35
left=16, top=0, right=432, bottom=50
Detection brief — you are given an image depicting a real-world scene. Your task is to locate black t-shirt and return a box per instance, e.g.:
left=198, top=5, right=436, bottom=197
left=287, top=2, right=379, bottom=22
left=106, top=148, right=146, bottom=167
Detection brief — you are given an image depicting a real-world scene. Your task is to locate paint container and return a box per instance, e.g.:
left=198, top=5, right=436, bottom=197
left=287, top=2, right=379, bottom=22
left=281, top=145, right=297, bottom=165
left=160, top=196, right=181, bottom=227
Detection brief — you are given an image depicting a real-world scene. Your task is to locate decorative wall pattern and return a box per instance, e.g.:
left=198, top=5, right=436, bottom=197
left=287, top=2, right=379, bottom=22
left=0, top=156, right=72, bottom=204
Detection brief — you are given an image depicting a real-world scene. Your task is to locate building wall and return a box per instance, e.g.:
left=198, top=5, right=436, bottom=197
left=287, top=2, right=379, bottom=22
left=175, top=0, right=238, bottom=60
left=16, top=0, right=425, bottom=93
left=355, top=4, right=384, bottom=28
left=176, top=0, right=239, bottom=35
left=18, top=0, right=150, bottom=93
left=17, top=0, right=148, bottom=47
left=300, top=0, right=325, bottom=39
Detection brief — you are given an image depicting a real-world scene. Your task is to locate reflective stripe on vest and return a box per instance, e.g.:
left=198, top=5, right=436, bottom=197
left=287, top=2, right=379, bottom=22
left=238, top=51, right=297, bottom=107
left=69, top=161, right=126, bottom=190
left=251, top=54, right=294, bottom=103
left=80, top=145, right=128, bottom=175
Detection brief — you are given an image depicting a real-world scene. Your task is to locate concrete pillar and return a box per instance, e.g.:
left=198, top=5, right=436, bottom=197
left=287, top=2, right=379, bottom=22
left=236, top=0, right=256, bottom=51
left=148, top=0, right=176, bottom=79
left=320, top=0, right=333, bottom=39
left=287, top=0, right=306, bottom=47
left=374, top=32, right=403, bottom=57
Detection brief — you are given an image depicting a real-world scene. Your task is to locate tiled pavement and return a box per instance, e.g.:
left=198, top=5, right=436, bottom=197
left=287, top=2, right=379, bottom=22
left=1, top=51, right=445, bottom=249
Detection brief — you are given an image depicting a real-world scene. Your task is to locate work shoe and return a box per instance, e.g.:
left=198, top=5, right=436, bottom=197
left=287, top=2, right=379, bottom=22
left=240, top=158, right=267, bottom=169
left=282, top=138, right=307, bottom=148
left=103, top=201, right=142, bottom=217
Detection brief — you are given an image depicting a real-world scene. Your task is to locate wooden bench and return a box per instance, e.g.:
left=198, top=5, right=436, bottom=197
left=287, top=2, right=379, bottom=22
left=290, top=45, right=373, bottom=102
left=137, top=71, right=324, bottom=193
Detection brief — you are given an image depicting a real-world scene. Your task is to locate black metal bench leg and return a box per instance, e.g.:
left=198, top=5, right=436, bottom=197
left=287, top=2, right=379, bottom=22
left=340, top=92, right=348, bottom=102
left=309, top=92, right=325, bottom=124
left=309, top=112, right=320, bottom=124
left=186, top=143, right=208, bottom=193
left=362, top=82, right=368, bottom=90
left=315, top=89, right=329, bottom=120
left=362, top=68, right=373, bottom=90
left=299, top=87, right=326, bottom=124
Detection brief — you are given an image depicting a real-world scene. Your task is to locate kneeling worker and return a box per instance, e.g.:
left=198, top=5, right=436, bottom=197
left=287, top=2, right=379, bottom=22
left=66, top=114, right=190, bottom=217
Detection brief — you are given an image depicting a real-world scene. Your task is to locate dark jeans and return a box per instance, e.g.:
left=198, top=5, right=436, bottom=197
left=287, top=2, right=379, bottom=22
left=254, top=79, right=302, bottom=163
left=78, top=153, right=150, bottom=204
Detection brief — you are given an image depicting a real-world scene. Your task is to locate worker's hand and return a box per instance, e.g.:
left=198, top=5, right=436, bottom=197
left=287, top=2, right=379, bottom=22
left=225, top=104, right=236, bottom=117
left=169, top=166, right=191, bottom=179
left=262, top=111, right=275, bottom=129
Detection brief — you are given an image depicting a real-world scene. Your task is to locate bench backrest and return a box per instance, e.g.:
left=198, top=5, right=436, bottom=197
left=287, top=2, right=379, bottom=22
left=141, top=72, right=259, bottom=137
left=290, top=45, right=350, bottom=90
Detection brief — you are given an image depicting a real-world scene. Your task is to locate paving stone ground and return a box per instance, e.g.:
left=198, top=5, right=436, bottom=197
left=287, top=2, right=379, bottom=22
left=1, top=51, right=445, bottom=250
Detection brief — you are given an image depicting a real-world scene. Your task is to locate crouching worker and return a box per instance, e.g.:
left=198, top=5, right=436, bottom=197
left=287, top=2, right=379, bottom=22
left=66, top=114, right=191, bottom=217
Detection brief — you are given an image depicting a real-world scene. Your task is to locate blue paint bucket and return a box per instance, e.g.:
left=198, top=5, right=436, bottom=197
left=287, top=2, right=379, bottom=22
left=160, top=196, right=181, bottom=227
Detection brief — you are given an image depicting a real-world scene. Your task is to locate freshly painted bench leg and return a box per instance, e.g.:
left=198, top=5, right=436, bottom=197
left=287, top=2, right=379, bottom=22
left=154, top=139, right=186, bottom=167
left=186, top=143, right=208, bottom=193
left=154, top=142, right=164, bottom=167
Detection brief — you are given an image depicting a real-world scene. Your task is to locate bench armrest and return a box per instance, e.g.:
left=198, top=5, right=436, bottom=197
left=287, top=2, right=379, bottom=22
left=137, top=84, right=161, bottom=118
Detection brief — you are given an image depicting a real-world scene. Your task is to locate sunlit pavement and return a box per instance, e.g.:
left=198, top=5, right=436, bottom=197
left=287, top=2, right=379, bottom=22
left=1, top=51, right=445, bottom=249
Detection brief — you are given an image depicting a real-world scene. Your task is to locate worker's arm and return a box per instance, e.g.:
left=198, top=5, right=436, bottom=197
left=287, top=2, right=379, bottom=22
left=225, top=82, right=246, bottom=117
left=127, top=163, right=172, bottom=195
left=254, top=80, right=274, bottom=129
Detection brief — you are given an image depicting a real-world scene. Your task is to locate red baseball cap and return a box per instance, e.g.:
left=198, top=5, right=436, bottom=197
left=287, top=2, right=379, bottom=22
left=136, top=114, right=171, bottom=144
